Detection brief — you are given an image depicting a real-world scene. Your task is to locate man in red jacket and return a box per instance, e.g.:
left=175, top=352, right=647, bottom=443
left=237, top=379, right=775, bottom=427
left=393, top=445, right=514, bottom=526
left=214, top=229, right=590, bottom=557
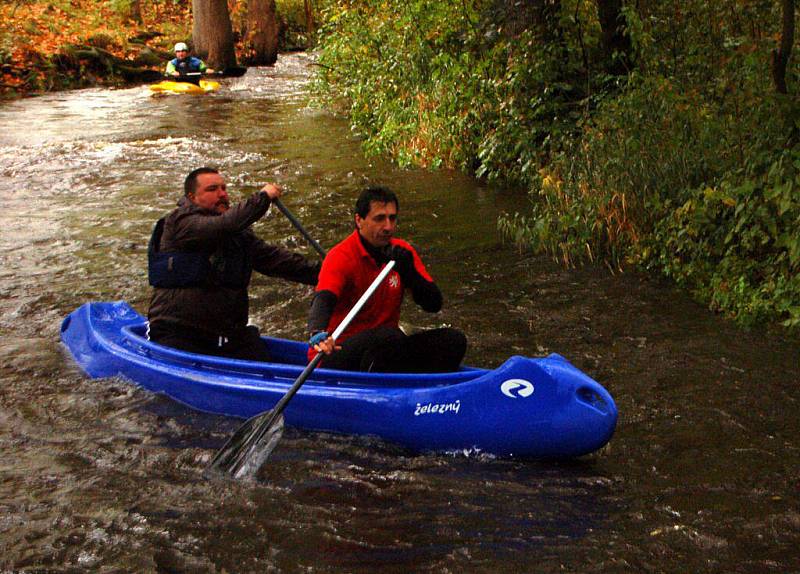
left=308, top=186, right=466, bottom=372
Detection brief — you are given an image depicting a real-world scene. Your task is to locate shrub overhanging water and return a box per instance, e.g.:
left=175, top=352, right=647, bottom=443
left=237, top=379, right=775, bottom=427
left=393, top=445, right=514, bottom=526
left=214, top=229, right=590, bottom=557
left=312, top=0, right=799, bottom=329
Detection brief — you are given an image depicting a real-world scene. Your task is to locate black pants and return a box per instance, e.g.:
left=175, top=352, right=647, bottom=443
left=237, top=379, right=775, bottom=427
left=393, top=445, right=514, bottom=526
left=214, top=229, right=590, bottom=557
left=148, top=322, right=271, bottom=362
left=320, top=326, right=467, bottom=373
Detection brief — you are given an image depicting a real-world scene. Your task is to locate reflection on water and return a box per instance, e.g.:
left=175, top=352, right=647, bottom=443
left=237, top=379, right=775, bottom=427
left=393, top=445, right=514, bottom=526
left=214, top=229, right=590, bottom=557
left=1, top=54, right=799, bottom=573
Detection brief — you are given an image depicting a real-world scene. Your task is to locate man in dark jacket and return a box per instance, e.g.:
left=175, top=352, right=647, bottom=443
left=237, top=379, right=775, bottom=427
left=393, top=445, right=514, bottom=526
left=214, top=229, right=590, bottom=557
left=147, top=167, right=320, bottom=361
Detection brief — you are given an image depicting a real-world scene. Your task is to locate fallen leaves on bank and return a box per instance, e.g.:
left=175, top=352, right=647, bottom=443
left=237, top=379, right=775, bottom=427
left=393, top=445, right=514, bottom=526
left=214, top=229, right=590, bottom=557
left=0, top=0, right=192, bottom=96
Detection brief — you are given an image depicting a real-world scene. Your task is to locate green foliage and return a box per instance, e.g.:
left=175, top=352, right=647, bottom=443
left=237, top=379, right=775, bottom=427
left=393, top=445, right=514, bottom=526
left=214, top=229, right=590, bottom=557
left=313, top=0, right=800, bottom=329
left=474, top=31, right=585, bottom=183
left=276, top=0, right=314, bottom=50
left=0, top=30, right=13, bottom=67
left=647, top=147, right=800, bottom=328
left=312, top=0, right=596, bottom=174
left=501, top=74, right=735, bottom=267
left=496, top=0, right=799, bottom=328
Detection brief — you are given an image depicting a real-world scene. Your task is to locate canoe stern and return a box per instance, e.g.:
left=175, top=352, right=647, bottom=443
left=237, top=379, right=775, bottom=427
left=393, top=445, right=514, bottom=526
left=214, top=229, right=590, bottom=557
left=60, top=301, right=144, bottom=379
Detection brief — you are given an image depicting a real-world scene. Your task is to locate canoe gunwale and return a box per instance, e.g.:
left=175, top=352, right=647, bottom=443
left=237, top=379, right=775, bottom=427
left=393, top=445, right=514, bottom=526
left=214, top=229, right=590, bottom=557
left=107, top=315, right=489, bottom=391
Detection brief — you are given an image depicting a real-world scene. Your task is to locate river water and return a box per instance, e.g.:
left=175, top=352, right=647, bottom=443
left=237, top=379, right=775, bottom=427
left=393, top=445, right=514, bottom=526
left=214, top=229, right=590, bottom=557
left=1, top=54, right=798, bottom=573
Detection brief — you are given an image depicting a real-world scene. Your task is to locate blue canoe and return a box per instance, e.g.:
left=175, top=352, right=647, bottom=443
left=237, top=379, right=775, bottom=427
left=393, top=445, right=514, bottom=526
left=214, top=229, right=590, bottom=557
left=60, top=301, right=618, bottom=458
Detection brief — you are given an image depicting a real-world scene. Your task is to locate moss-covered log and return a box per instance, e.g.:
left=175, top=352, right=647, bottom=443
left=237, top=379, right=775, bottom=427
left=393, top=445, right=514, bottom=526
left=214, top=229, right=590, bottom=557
left=56, top=45, right=163, bottom=84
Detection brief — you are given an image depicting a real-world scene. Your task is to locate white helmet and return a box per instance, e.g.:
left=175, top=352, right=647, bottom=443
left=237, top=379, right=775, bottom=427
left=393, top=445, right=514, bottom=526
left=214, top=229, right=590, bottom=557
left=174, top=42, right=189, bottom=52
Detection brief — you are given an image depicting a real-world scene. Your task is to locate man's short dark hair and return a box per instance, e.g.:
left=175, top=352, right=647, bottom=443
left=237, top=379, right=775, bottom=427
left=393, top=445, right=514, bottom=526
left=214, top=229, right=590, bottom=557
left=355, top=186, right=399, bottom=218
left=184, top=167, right=219, bottom=196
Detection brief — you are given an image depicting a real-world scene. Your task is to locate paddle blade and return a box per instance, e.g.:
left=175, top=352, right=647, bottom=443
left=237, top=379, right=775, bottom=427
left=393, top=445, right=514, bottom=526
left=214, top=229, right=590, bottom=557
left=206, top=410, right=285, bottom=479
left=230, top=414, right=285, bottom=480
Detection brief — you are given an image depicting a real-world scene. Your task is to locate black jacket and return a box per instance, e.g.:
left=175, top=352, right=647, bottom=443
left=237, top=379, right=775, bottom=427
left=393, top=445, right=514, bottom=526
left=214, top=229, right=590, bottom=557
left=148, top=192, right=319, bottom=337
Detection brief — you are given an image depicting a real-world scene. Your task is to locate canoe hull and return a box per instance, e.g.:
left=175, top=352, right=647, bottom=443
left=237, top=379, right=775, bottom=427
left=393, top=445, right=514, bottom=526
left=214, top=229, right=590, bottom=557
left=60, top=302, right=617, bottom=458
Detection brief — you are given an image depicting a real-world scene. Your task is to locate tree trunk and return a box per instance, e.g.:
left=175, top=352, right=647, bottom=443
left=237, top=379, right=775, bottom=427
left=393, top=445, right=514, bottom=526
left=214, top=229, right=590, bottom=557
left=771, top=0, right=795, bottom=94
left=192, top=0, right=237, bottom=69
left=245, top=0, right=279, bottom=65
left=192, top=0, right=210, bottom=58
left=129, top=0, right=143, bottom=24
left=304, top=0, right=315, bottom=40
left=596, top=0, right=632, bottom=75
left=492, top=0, right=560, bottom=41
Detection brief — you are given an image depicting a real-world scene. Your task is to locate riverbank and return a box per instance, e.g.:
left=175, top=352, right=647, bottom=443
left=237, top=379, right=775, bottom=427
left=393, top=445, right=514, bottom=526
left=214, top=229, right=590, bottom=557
left=0, top=0, right=312, bottom=97
left=0, top=1, right=186, bottom=95
left=311, top=0, right=800, bottom=331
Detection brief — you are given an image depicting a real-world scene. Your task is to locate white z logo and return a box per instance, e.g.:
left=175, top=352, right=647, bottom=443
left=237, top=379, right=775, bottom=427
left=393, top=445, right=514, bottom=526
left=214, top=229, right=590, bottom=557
left=501, top=379, right=534, bottom=398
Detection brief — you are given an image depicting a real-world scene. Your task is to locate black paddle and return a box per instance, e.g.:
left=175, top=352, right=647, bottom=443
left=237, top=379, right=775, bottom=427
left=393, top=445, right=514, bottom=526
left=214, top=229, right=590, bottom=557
left=207, top=260, right=396, bottom=479
left=166, top=72, right=203, bottom=85
left=166, top=66, right=248, bottom=82
left=272, top=198, right=327, bottom=258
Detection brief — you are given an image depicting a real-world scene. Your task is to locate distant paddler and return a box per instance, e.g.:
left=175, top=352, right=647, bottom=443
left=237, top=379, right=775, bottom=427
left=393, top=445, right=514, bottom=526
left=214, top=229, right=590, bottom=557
left=166, top=42, right=215, bottom=81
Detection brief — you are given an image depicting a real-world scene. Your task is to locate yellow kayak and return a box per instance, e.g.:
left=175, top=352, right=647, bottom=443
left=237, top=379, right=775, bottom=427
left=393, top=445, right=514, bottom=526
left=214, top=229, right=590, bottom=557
left=149, top=79, right=220, bottom=94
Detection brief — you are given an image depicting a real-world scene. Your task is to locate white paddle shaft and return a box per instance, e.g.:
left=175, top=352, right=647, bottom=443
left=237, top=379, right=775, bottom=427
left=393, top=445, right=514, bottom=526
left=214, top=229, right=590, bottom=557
left=331, top=260, right=395, bottom=340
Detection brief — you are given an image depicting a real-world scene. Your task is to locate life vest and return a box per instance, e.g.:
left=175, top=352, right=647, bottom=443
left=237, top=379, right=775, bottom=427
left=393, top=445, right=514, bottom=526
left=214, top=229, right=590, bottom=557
left=170, top=56, right=203, bottom=74
left=148, top=217, right=252, bottom=289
